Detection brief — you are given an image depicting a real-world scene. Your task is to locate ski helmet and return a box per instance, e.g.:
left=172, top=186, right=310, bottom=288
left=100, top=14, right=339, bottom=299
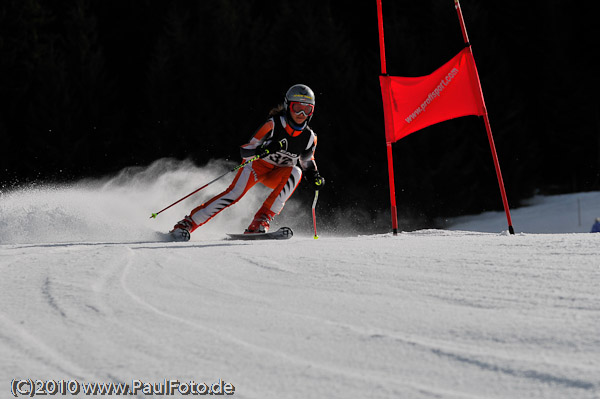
left=283, top=84, right=315, bottom=129
left=284, top=84, right=315, bottom=107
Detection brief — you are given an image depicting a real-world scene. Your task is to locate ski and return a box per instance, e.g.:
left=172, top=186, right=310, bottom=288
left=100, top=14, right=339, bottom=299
left=227, top=227, right=293, bottom=241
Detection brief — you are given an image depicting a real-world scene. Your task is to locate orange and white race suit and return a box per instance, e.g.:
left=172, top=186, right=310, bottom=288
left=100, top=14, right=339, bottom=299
left=184, top=114, right=318, bottom=232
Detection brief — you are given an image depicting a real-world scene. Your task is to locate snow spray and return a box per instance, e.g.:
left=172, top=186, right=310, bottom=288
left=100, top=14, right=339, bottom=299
left=0, top=158, right=278, bottom=244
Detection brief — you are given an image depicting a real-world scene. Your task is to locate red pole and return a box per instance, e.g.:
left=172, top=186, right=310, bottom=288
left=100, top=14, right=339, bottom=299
left=377, top=0, right=399, bottom=235
left=376, top=0, right=387, bottom=75
left=386, top=142, right=399, bottom=234
left=454, top=0, right=515, bottom=234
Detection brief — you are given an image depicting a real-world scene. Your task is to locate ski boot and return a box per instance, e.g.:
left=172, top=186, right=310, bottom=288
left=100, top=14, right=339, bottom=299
left=169, top=217, right=195, bottom=242
left=245, top=207, right=275, bottom=234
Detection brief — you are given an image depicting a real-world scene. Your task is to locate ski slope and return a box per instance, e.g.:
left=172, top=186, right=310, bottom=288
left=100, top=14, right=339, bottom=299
left=448, top=190, right=600, bottom=234
left=1, top=159, right=599, bottom=399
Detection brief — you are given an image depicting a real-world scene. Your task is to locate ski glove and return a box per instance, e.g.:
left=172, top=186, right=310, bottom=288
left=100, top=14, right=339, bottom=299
left=258, top=140, right=282, bottom=158
left=306, top=170, right=325, bottom=189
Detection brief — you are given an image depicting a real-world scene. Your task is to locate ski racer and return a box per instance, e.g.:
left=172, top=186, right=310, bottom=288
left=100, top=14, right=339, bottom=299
left=169, top=84, right=325, bottom=241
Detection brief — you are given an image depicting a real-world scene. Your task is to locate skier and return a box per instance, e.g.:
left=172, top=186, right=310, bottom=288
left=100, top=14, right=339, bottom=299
left=169, top=84, right=325, bottom=241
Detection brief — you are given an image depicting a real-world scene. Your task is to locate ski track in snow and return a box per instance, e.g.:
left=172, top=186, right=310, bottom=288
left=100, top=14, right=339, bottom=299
left=1, top=231, right=599, bottom=399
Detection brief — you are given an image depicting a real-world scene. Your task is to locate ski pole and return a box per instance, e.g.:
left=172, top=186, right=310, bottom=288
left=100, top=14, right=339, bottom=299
left=149, top=154, right=260, bottom=219
left=312, top=190, right=319, bottom=239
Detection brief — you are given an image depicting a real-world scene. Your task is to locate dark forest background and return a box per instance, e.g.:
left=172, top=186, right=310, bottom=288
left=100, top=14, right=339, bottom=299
left=1, top=0, right=599, bottom=230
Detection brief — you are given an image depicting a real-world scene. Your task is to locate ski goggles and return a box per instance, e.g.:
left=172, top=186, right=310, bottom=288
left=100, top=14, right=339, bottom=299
left=290, top=102, right=314, bottom=116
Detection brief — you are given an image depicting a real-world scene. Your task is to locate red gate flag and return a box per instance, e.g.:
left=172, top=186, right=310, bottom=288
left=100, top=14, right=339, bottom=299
left=380, top=47, right=485, bottom=143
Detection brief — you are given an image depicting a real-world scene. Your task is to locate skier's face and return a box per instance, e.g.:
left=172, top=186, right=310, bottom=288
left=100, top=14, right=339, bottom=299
left=289, top=101, right=313, bottom=125
left=291, top=111, right=308, bottom=125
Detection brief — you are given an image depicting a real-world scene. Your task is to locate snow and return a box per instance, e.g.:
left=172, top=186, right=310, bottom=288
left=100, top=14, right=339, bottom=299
left=448, top=191, right=600, bottom=234
left=1, top=159, right=599, bottom=399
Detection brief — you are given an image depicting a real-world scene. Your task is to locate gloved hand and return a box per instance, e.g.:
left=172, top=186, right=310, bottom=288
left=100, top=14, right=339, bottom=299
left=258, top=140, right=282, bottom=158
left=306, top=170, right=325, bottom=189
